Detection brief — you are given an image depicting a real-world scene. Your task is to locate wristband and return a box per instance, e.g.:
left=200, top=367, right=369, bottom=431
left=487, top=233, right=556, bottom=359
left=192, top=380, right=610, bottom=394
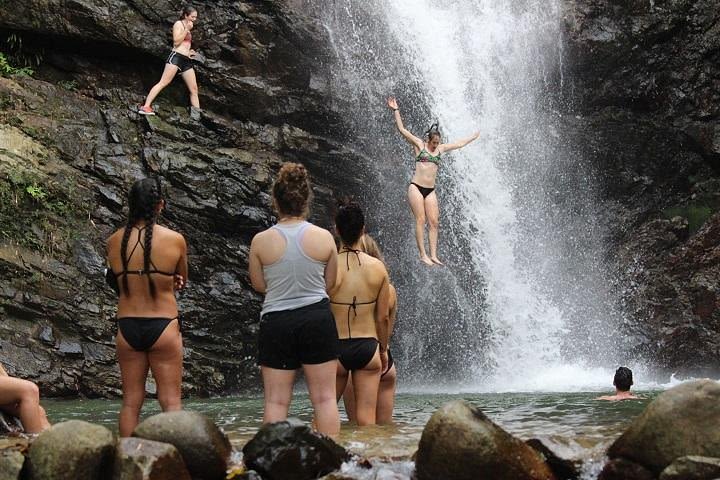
left=392, top=108, right=398, bottom=112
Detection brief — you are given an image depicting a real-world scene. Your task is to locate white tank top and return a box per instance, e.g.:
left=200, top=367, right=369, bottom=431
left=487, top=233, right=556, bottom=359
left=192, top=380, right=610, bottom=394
left=260, top=221, right=328, bottom=316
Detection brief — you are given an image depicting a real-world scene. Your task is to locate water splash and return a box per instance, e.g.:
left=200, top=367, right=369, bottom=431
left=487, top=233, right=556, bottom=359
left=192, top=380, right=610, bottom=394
left=321, top=0, right=626, bottom=391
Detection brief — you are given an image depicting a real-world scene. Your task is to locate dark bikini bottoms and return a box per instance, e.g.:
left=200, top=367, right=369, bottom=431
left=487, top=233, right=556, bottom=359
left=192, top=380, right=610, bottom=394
left=339, top=338, right=378, bottom=371
left=117, top=317, right=180, bottom=352
left=381, top=349, right=394, bottom=378
left=411, top=182, right=435, bottom=199
left=166, top=51, right=193, bottom=73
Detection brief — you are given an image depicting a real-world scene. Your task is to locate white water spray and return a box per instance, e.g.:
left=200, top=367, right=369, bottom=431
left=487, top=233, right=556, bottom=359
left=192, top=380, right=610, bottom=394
left=322, top=0, right=625, bottom=391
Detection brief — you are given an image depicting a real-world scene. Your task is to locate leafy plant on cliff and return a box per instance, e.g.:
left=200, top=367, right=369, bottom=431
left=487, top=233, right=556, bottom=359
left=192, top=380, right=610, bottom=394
left=0, top=52, right=33, bottom=77
left=0, top=169, right=89, bottom=255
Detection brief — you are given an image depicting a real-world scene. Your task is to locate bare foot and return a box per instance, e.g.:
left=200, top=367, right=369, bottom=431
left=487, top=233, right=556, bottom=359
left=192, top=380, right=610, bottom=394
left=430, top=257, right=444, bottom=265
left=420, top=255, right=434, bottom=266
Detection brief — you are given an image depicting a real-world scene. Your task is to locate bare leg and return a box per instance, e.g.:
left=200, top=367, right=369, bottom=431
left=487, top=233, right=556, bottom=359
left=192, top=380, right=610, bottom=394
left=142, top=63, right=180, bottom=109
left=116, top=332, right=150, bottom=437
left=304, top=360, right=340, bottom=438
left=425, top=191, right=443, bottom=265
left=376, top=365, right=397, bottom=424
left=352, top=349, right=381, bottom=426
left=341, top=372, right=356, bottom=422
left=407, top=184, right=433, bottom=265
left=148, top=320, right=183, bottom=413
left=180, top=68, right=200, bottom=108
left=261, top=367, right=295, bottom=424
left=0, top=377, right=49, bottom=433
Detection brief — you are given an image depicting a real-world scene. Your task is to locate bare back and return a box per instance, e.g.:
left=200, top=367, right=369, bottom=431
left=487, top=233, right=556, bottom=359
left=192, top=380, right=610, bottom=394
left=331, top=252, right=389, bottom=340
left=107, top=225, right=187, bottom=318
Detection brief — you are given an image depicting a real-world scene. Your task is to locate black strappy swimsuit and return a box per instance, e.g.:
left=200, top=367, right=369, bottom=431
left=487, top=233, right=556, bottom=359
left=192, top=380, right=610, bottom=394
left=330, top=249, right=380, bottom=371
left=112, top=226, right=180, bottom=352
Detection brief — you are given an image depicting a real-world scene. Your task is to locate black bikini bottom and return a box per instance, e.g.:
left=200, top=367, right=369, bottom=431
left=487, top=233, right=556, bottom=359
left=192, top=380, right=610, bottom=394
left=411, top=182, right=435, bottom=199
left=118, top=317, right=180, bottom=352
left=381, top=349, right=394, bottom=378
left=339, top=338, right=378, bottom=371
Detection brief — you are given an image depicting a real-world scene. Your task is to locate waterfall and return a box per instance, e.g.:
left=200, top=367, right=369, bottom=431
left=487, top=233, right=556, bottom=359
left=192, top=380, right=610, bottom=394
left=320, top=0, right=626, bottom=391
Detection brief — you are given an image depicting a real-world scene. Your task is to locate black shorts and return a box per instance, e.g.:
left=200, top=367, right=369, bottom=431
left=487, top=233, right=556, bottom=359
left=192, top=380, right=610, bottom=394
left=258, top=299, right=339, bottom=370
left=166, top=51, right=193, bottom=73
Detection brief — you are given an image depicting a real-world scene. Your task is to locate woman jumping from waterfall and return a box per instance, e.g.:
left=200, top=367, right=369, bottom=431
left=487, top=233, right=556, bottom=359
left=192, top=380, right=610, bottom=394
left=106, top=177, right=188, bottom=436
left=138, top=5, right=201, bottom=118
left=387, top=96, right=480, bottom=265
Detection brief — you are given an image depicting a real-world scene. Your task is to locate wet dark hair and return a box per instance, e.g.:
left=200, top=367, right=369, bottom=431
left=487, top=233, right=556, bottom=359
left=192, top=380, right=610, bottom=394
left=425, top=122, right=441, bottom=142
left=120, top=177, right=163, bottom=298
left=613, top=367, right=633, bottom=391
left=335, top=199, right=365, bottom=246
left=272, top=162, right=312, bottom=217
left=179, top=5, right=197, bottom=20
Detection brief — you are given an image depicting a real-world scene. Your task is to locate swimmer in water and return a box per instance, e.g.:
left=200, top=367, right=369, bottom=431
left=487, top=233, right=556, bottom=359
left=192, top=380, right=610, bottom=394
left=387, top=96, right=480, bottom=266
left=597, top=367, right=639, bottom=401
left=138, top=5, right=200, bottom=117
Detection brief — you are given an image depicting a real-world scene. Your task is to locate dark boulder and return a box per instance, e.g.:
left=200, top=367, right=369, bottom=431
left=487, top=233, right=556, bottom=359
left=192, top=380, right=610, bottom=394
left=133, top=411, right=231, bottom=480
left=659, top=456, right=720, bottom=480
left=598, top=458, right=655, bottom=480
left=607, top=380, right=720, bottom=475
left=0, top=413, right=23, bottom=436
left=415, top=400, right=556, bottom=480
left=27, top=420, right=115, bottom=480
left=112, top=437, right=191, bottom=480
left=242, top=418, right=349, bottom=480
left=526, top=438, right=581, bottom=480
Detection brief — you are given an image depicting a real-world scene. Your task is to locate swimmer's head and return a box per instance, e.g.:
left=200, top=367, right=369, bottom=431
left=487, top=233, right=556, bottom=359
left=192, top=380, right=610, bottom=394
left=359, top=234, right=384, bottom=263
left=180, top=5, right=198, bottom=21
left=335, top=199, right=365, bottom=246
left=272, top=162, right=312, bottom=218
left=127, top=177, right=164, bottom=223
left=425, top=123, right=441, bottom=150
left=613, top=367, right=633, bottom=392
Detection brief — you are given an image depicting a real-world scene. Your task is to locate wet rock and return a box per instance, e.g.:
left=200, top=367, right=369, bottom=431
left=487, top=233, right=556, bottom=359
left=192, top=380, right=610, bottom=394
left=27, top=420, right=115, bottom=480
left=598, top=458, right=655, bottom=480
left=526, top=438, right=580, bottom=480
left=242, top=418, right=349, bottom=480
left=415, top=400, right=556, bottom=480
left=659, top=455, right=720, bottom=480
left=112, top=437, right=191, bottom=480
left=0, top=413, right=23, bottom=436
left=0, top=450, right=24, bottom=480
left=607, top=380, right=720, bottom=475
left=132, top=411, right=231, bottom=480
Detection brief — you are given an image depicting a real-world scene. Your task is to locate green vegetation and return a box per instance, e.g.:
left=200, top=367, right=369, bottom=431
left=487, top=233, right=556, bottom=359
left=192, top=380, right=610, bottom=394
left=0, top=168, right=89, bottom=255
left=58, top=79, right=78, bottom=91
left=0, top=52, right=33, bottom=76
left=664, top=203, right=716, bottom=234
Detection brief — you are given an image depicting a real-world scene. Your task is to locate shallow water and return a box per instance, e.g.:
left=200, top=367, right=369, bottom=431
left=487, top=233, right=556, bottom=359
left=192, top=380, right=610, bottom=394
left=43, top=390, right=657, bottom=468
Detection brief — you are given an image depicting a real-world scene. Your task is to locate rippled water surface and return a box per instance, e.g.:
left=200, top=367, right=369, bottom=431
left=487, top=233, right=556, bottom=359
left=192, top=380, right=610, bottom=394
left=43, top=390, right=657, bottom=467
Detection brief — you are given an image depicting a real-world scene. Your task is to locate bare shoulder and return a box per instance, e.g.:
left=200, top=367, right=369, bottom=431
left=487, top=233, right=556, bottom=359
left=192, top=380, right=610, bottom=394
left=305, top=224, right=335, bottom=244
left=106, top=228, right=124, bottom=248
left=364, top=255, right=388, bottom=275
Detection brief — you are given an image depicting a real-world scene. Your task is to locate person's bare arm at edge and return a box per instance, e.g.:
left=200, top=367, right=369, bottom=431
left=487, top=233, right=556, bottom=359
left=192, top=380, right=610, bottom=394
left=387, top=97, right=424, bottom=151
left=248, top=232, right=267, bottom=293
left=322, top=231, right=339, bottom=294
left=174, top=234, right=189, bottom=291
left=0, top=363, right=7, bottom=376
left=439, top=131, right=481, bottom=154
left=374, top=268, right=391, bottom=372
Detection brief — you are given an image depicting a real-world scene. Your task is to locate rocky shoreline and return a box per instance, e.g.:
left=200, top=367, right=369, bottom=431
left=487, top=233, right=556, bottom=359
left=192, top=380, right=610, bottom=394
left=1, top=379, right=718, bottom=480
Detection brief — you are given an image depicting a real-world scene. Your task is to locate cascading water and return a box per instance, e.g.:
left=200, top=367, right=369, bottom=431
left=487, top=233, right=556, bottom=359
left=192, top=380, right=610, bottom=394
left=319, top=0, right=629, bottom=391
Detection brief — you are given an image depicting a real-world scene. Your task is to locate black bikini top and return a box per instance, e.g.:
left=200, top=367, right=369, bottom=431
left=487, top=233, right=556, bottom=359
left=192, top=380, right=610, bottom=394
left=114, top=226, right=175, bottom=278
left=330, top=248, right=378, bottom=339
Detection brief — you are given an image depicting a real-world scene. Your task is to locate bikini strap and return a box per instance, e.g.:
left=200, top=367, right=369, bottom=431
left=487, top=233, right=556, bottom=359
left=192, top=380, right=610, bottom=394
left=339, top=248, right=362, bottom=271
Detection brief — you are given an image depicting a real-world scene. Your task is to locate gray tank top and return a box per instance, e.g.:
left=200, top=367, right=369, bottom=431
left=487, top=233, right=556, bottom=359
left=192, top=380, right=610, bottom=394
left=261, top=221, right=328, bottom=316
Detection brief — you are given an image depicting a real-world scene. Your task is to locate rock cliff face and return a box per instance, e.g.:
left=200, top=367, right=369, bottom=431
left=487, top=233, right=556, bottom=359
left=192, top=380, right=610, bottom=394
left=0, top=1, right=369, bottom=396
left=0, top=0, right=719, bottom=398
left=562, top=0, right=720, bottom=371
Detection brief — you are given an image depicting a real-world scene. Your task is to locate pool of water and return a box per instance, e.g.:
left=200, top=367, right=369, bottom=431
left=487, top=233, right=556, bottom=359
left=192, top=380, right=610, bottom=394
left=43, top=389, right=658, bottom=474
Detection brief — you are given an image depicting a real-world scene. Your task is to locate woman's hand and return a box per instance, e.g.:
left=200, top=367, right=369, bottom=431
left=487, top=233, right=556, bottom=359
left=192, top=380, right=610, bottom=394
left=186, top=20, right=194, bottom=30
left=189, top=49, right=197, bottom=58
left=174, top=274, right=186, bottom=291
left=387, top=96, right=399, bottom=111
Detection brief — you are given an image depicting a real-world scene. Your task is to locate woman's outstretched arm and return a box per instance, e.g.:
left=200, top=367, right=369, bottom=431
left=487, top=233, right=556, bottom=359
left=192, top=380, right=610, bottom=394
left=387, top=97, right=424, bottom=150
left=439, top=131, right=480, bottom=153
